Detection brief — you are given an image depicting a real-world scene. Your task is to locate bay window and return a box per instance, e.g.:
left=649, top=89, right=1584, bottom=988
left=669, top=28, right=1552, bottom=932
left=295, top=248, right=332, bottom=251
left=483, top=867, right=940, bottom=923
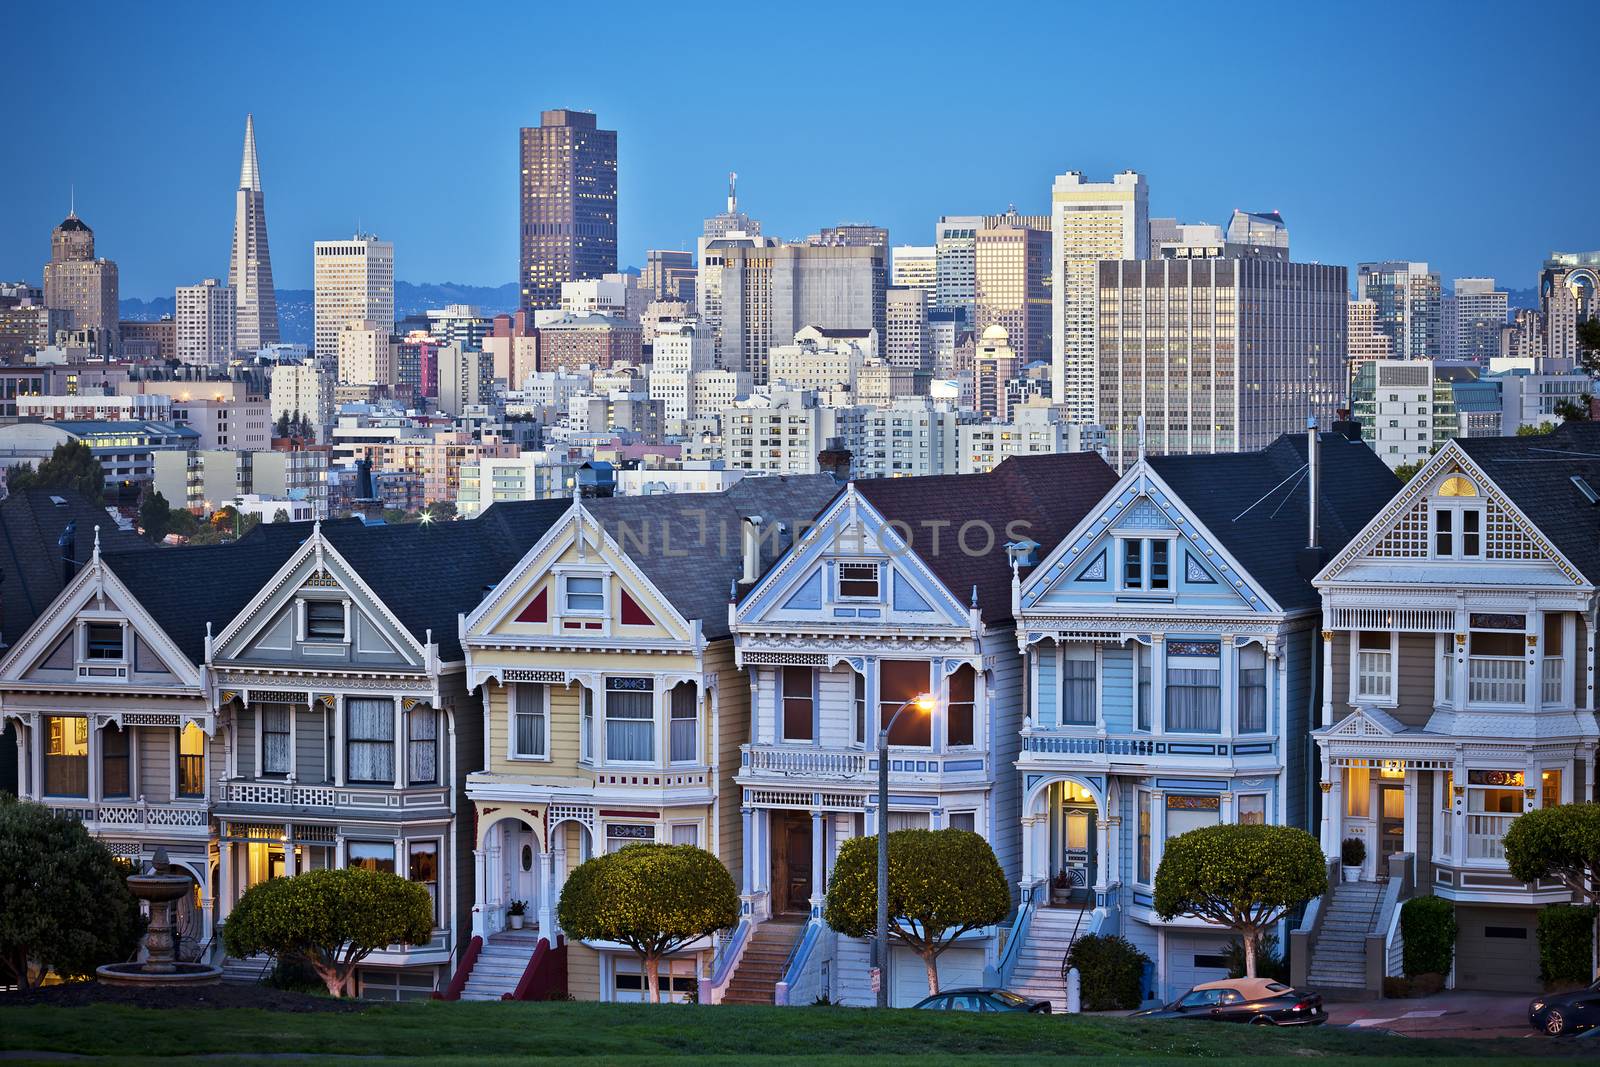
left=346, top=698, right=394, bottom=783
left=947, top=664, right=975, bottom=747
left=1354, top=631, right=1395, bottom=702
left=1541, top=614, right=1565, bottom=706
left=669, top=682, right=697, bottom=763
left=262, top=705, right=292, bottom=776
left=348, top=840, right=396, bottom=874
left=1137, top=791, right=1152, bottom=883
left=853, top=672, right=867, bottom=746
left=1465, top=769, right=1523, bottom=861
left=1237, top=794, right=1266, bottom=825
left=1165, top=641, right=1220, bottom=732
left=1165, top=794, right=1221, bottom=839
left=1136, top=644, right=1151, bottom=731
left=44, top=716, right=88, bottom=796
left=580, top=688, right=594, bottom=763
left=1237, top=645, right=1267, bottom=733
left=177, top=722, right=205, bottom=798
left=407, top=706, right=438, bottom=784
left=1060, top=647, right=1096, bottom=726
left=511, top=685, right=546, bottom=759
left=605, top=679, right=654, bottom=762
left=1467, top=614, right=1526, bottom=705
left=879, top=660, right=931, bottom=746
left=408, top=841, right=439, bottom=925
left=101, top=725, right=129, bottom=798
left=781, top=667, right=814, bottom=742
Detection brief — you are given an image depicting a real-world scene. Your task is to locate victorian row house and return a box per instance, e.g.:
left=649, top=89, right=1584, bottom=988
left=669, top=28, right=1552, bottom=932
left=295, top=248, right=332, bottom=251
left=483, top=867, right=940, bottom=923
left=1005, top=427, right=1396, bottom=1004
left=721, top=454, right=1119, bottom=1007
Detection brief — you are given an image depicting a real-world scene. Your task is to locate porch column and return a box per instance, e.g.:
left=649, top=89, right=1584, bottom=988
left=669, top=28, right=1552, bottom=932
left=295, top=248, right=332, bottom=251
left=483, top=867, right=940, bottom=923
left=1219, top=638, right=1236, bottom=740
left=551, top=846, right=568, bottom=934
left=1093, top=818, right=1111, bottom=902
left=536, top=849, right=555, bottom=938
left=740, top=807, right=754, bottom=898
left=332, top=698, right=345, bottom=787
left=1586, top=612, right=1596, bottom=713
left=1220, top=791, right=1233, bottom=824
left=1149, top=791, right=1166, bottom=875
left=1151, top=636, right=1167, bottom=736
left=217, top=841, right=233, bottom=929
left=283, top=824, right=296, bottom=876
left=253, top=704, right=263, bottom=779
left=392, top=697, right=405, bottom=790
left=1020, top=813, right=1037, bottom=889
left=1320, top=611, right=1334, bottom=726
left=809, top=809, right=825, bottom=912
left=87, top=719, right=100, bottom=803
left=1325, top=770, right=1342, bottom=859
left=471, top=848, right=487, bottom=938
left=335, top=834, right=347, bottom=868
left=30, top=720, right=43, bottom=799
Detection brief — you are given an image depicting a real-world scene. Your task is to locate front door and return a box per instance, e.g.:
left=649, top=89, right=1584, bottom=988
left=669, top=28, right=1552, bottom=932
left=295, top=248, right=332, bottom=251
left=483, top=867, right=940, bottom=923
left=1377, top=785, right=1405, bottom=879
left=771, top=813, right=813, bottom=914
left=1062, top=806, right=1096, bottom=904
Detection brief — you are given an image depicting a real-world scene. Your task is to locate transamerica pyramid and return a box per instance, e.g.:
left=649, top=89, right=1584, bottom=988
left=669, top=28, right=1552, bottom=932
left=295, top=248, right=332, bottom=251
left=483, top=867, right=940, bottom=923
left=229, top=113, right=279, bottom=351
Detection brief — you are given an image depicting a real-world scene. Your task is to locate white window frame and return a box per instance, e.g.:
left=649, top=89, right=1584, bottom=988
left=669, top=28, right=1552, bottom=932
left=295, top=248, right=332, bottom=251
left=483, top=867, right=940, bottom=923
left=780, top=666, right=816, bottom=744
left=1059, top=645, right=1098, bottom=727
left=947, top=809, right=978, bottom=833
left=81, top=619, right=127, bottom=664
left=508, top=683, right=549, bottom=762
left=1118, top=536, right=1174, bottom=593
left=668, top=821, right=700, bottom=847
left=560, top=572, right=608, bottom=616
left=1350, top=630, right=1398, bottom=707
left=836, top=561, right=882, bottom=601
left=1236, top=792, right=1268, bottom=826
left=603, top=679, right=656, bottom=765
left=1431, top=502, right=1485, bottom=561
left=302, top=598, right=349, bottom=644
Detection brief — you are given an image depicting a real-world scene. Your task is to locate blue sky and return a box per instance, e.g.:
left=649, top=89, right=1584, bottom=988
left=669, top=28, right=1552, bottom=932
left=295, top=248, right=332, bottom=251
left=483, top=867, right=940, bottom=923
left=3, top=1, right=1595, bottom=298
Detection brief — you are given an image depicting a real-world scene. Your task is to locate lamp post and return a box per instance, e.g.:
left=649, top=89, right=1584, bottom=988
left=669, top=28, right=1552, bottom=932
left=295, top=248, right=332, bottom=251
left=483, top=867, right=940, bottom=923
left=876, top=692, right=934, bottom=1009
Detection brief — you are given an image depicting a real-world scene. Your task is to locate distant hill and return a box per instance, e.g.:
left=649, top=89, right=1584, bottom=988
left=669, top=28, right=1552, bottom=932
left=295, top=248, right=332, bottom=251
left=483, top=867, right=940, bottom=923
left=120, top=281, right=520, bottom=347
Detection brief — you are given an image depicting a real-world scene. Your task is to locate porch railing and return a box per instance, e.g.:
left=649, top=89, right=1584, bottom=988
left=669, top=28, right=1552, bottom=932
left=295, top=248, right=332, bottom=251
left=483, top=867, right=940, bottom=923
left=49, top=800, right=208, bottom=831
left=1467, top=657, right=1525, bottom=705
left=744, top=746, right=868, bottom=778
left=1465, top=813, right=1517, bottom=861
left=1541, top=657, right=1563, bottom=706
left=217, top=780, right=449, bottom=809
left=1021, top=735, right=1158, bottom=757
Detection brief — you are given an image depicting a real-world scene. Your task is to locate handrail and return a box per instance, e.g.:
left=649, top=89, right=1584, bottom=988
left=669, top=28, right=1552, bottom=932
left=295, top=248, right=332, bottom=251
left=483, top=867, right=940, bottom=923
left=502, top=934, right=566, bottom=1001
left=433, top=935, right=483, bottom=1001
left=774, top=918, right=823, bottom=1006
left=702, top=918, right=751, bottom=1003
left=1289, top=856, right=1339, bottom=989
left=1365, top=852, right=1413, bottom=992
left=993, top=883, right=1041, bottom=986
left=1057, top=903, right=1092, bottom=988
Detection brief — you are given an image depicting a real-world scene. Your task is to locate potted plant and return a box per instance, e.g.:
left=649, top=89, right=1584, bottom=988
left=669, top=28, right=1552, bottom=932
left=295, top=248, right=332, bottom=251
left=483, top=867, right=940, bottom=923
left=1050, top=869, right=1073, bottom=906
left=1340, top=838, right=1366, bottom=883
left=507, top=900, right=528, bottom=930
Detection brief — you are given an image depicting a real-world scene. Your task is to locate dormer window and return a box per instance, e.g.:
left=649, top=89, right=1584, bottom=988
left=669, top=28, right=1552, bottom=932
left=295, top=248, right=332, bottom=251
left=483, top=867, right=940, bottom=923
left=837, top=562, right=880, bottom=600
left=85, top=623, right=124, bottom=660
left=563, top=575, right=606, bottom=615
left=305, top=601, right=346, bottom=642
left=1120, top=538, right=1171, bottom=591
left=1432, top=476, right=1483, bottom=560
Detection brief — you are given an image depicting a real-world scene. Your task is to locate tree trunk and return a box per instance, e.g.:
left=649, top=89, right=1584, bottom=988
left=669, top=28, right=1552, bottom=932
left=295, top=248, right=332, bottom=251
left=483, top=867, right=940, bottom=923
left=644, top=953, right=661, bottom=1004
left=313, top=961, right=345, bottom=998
left=923, top=948, right=941, bottom=996
left=1242, top=929, right=1258, bottom=979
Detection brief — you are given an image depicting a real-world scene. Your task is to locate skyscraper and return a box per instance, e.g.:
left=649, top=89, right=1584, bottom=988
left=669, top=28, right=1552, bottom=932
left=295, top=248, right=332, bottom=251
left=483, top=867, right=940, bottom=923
left=891, top=245, right=937, bottom=308
left=175, top=278, right=236, bottom=367
left=1448, top=278, right=1508, bottom=364
left=229, top=114, right=279, bottom=352
left=313, top=235, right=395, bottom=365
left=518, top=109, right=618, bottom=313
left=697, top=179, right=769, bottom=366
left=974, top=217, right=1051, bottom=364
left=1347, top=298, right=1393, bottom=388
left=41, top=210, right=118, bottom=355
left=1357, top=261, right=1441, bottom=360
left=885, top=286, right=931, bottom=372
left=1225, top=210, right=1289, bottom=256
left=1540, top=251, right=1600, bottom=363
left=720, top=244, right=886, bottom=386
left=1050, top=171, right=1149, bottom=414
left=934, top=215, right=982, bottom=319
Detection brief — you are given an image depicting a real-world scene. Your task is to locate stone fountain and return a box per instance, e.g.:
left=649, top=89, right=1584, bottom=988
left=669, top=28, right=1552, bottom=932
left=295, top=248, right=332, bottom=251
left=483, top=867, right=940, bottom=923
left=96, top=847, right=222, bottom=986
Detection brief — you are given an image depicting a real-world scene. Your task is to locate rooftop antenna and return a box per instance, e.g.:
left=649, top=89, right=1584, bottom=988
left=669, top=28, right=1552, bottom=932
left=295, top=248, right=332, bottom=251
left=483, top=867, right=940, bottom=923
left=727, top=171, right=738, bottom=214
left=69, top=183, right=75, bottom=217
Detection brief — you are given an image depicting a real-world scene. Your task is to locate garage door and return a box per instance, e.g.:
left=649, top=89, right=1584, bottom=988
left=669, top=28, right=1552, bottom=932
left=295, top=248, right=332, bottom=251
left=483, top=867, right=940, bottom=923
left=1454, top=906, right=1539, bottom=993
left=1162, top=931, right=1234, bottom=1003
left=892, top=945, right=985, bottom=1007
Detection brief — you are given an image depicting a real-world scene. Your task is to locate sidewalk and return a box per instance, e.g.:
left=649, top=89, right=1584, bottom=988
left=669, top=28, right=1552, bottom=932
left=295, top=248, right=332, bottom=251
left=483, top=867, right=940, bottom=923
left=1326, top=990, right=1538, bottom=1039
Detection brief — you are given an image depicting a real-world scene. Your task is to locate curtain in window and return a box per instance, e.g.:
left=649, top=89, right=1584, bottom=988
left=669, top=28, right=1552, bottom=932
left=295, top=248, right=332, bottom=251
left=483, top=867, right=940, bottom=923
left=1165, top=669, right=1220, bottom=732
left=1136, top=646, right=1151, bottom=731
left=44, top=716, right=89, bottom=797
left=581, top=689, right=594, bottom=762
left=887, top=811, right=931, bottom=832
left=606, top=690, right=654, bottom=762
left=947, top=665, right=975, bottom=746
left=669, top=683, right=696, bottom=763
left=854, top=672, right=867, bottom=745
left=263, top=705, right=292, bottom=775
left=514, top=685, right=546, bottom=758
left=347, top=698, right=394, bottom=782
left=408, top=707, right=438, bottom=783
left=1237, top=647, right=1267, bottom=733
left=1061, top=655, right=1096, bottom=725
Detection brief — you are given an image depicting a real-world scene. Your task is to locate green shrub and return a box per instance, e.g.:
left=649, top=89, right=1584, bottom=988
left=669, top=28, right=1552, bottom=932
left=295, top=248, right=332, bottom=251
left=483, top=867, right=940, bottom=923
left=1400, top=896, right=1456, bottom=977
left=1063, top=933, right=1150, bottom=1010
left=1223, top=932, right=1289, bottom=983
left=1537, top=904, right=1598, bottom=985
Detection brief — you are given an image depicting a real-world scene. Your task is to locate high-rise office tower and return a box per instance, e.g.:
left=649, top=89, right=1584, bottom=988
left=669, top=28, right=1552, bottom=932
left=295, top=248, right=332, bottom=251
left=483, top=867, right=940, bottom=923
left=1540, top=251, right=1600, bottom=363
left=1347, top=298, right=1393, bottom=388
left=1448, top=278, right=1508, bottom=364
left=175, top=278, right=236, bottom=367
left=643, top=249, right=696, bottom=302
left=891, top=245, right=937, bottom=309
left=975, top=218, right=1051, bottom=364
left=934, top=216, right=983, bottom=319
left=1357, top=261, right=1441, bottom=360
left=313, top=235, right=394, bottom=365
left=885, top=286, right=931, bottom=372
left=702, top=172, right=760, bottom=240
left=518, top=109, right=617, bottom=313
left=229, top=114, right=279, bottom=352
left=1094, top=255, right=1346, bottom=470
left=41, top=209, right=119, bottom=354
left=1050, top=171, right=1149, bottom=413
left=720, top=244, right=886, bottom=386
left=974, top=324, right=1020, bottom=420
left=697, top=176, right=765, bottom=363
left=815, top=224, right=890, bottom=292
left=1225, top=210, right=1289, bottom=256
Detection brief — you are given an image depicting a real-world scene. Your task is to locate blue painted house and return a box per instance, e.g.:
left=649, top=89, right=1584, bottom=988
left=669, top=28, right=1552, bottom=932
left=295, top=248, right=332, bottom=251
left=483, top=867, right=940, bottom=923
left=1005, top=428, right=1395, bottom=1005
left=715, top=453, right=1117, bottom=1007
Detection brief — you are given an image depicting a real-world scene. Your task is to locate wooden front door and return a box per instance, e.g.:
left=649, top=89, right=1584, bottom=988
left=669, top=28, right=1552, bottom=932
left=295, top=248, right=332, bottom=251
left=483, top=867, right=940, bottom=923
left=1377, top=785, right=1405, bottom=879
left=771, top=813, right=813, bottom=914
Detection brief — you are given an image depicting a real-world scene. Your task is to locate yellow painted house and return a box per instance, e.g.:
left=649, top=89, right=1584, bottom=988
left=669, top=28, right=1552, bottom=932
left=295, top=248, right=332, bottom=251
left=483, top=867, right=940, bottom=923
left=459, top=477, right=837, bottom=1001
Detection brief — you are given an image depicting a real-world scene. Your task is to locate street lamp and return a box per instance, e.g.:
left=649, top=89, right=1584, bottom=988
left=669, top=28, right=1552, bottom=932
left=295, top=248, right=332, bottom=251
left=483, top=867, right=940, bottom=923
left=876, top=691, right=935, bottom=1009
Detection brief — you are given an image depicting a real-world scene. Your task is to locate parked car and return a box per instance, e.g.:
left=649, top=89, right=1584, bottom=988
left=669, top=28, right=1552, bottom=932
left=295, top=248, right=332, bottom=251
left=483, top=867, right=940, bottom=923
left=1529, top=980, right=1600, bottom=1035
left=1131, top=978, right=1327, bottom=1026
left=913, top=988, right=1052, bottom=1013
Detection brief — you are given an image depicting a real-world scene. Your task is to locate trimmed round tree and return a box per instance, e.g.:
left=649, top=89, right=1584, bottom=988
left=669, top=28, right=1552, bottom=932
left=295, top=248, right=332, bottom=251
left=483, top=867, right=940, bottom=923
left=1504, top=802, right=1600, bottom=977
left=557, top=843, right=738, bottom=1003
left=1153, top=824, right=1326, bottom=978
left=0, top=795, right=144, bottom=988
left=222, top=867, right=433, bottom=997
left=824, top=828, right=1010, bottom=997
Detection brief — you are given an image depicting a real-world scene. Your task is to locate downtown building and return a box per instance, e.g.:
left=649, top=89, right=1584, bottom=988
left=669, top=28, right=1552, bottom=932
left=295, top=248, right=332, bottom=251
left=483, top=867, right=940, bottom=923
left=229, top=115, right=279, bottom=352
left=1094, top=254, right=1347, bottom=471
left=974, top=215, right=1051, bottom=365
left=519, top=109, right=618, bottom=313
left=1539, top=251, right=1599, bottom=364
left=41, top=212, right=119, bottom=355
left=175, top=278, right=236, bottom=368
left=1358, top=261, right=1441, bottom=361
left=314, top=236, right=395, bottom=367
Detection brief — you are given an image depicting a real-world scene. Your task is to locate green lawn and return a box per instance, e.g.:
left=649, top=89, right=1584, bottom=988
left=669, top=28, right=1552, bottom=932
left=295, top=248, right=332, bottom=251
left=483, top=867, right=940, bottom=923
left=0, top=1000, right=1574, bottom=1065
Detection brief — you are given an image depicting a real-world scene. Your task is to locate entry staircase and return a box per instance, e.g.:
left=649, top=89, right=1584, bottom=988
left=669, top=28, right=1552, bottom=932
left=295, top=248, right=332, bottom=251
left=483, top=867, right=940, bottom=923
left=219, top=954, right=273, bottom=984
left=1306, top=881, right=1383, bottom=992
left=460, top=928, right=545, bottom=1001
left=1008, top=906, right=1092, bottom=1012
left=721, top=917, right=806, bottom=1005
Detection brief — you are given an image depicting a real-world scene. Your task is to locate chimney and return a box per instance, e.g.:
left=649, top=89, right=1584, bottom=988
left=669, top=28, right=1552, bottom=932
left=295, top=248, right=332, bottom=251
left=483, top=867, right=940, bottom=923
left=58, top=520, right=78, bottom=584
left=352, top=457, right=383, bottom=522
left=817, top=437, right=852, bottom=483
left=1297, top=417, right=1329, bottom=579
left=739, top=515, right=764, bottom=585
left=1331, top=406, right=1362, bottom=442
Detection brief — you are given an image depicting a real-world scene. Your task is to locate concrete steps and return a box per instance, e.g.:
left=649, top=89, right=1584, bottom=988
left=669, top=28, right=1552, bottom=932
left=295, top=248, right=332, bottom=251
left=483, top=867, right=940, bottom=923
left=460, top=928, right=545, bottom=1001
left=1009, top=907, right=1093, bottom=1012
left=1307, top=883, right=1383, bottom=990
left=219, top=954, right=272, bottom=984
left=721, top=919, right=806, bottom=1005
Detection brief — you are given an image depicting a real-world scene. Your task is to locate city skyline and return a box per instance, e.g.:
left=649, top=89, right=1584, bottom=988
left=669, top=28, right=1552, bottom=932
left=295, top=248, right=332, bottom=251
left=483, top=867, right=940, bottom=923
left=3, top=2, right=1597, bottom=298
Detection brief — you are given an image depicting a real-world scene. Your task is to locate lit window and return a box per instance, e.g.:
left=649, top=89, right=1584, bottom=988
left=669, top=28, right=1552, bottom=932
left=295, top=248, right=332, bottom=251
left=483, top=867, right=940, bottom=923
left=178, top=722, right=206, bottom=798
left=837, top=562, right=880, bottom=599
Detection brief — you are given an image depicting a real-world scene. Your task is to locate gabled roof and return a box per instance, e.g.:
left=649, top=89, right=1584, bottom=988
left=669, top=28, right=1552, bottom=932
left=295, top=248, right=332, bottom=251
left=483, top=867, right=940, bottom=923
left=583, top=475, right=840, bottom=640
left=1453, top=421, right=1600, bottom=584
left=853, top=452, right=1119, bottom=626
left=0, top=490, right=148, bottom=649
left=1148, top=432, right=1399, bottom=612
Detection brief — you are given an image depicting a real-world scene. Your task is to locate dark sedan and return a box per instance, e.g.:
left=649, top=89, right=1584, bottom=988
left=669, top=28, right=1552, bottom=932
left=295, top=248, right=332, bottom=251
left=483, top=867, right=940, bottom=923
left=913, top=987, right=1052, bottom=1013
left=1530, top=980, right=1600, bottom=1035
left=1131, top=978, right=1327, bottom=1026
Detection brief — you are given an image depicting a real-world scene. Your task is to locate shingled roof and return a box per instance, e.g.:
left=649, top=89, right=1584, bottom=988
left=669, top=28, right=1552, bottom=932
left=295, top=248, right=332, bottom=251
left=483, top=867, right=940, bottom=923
left=1454, top=421, right=1600, bottom=584
left=584, top=475, right=841, bottom=640
left=1149, top=431, right=1399, bottom=612
left=853, top=452, right=1120, bottom=626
